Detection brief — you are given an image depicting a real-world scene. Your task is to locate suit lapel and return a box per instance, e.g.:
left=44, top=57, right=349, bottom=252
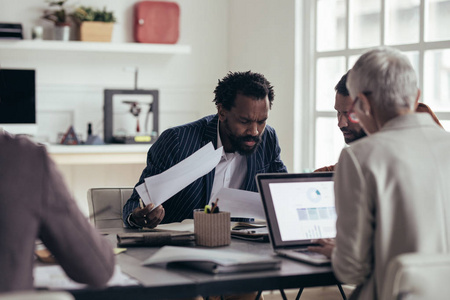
left=242, top=143, right=263, bottom=192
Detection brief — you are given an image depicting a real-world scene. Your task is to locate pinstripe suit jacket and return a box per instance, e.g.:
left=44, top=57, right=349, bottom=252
left=123, top=114, right=287, bottom=225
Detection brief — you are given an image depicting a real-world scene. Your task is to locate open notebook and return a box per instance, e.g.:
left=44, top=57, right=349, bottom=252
left=256, top=172, right=336, bottom=265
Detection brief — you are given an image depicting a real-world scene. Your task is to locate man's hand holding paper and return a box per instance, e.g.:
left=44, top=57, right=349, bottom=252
left=132, top=142, right=222, bottom=227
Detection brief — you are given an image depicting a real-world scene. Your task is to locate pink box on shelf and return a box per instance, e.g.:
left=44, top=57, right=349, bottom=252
left=134, top=1, right=180, bottom=44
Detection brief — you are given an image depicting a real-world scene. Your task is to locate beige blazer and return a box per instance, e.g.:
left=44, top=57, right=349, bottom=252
left=331, top=113, right=450, bottom=300
left=0, top=133, right=115, bottom=292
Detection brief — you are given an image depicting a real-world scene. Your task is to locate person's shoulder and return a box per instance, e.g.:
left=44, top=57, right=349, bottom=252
left=167, top=115, right=216, bottom=132
left=262, top=124, right=278, bottom=138
left=155, top=115, right=216, bottom=146
left=0, top=132, right=46, bottom=153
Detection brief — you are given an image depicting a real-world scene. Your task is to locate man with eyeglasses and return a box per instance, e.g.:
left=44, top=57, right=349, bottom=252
left=308, top=47, right=450, bottom=300
left=314, top=70, right=442, bottom=172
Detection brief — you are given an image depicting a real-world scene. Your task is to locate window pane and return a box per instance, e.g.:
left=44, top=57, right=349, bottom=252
left=349, top=0, right=381, bottom=48
left=317, top=0, right=346, bottom=51
left=316, top=57, right=346, bottom=111
left=315, top=117, right=345, bottom=169
left=425, top=0, right=450, bottom=42
left=348, top=54, right=360, bottom=69
left=424, top=49, right=450, bottom=111
left=385, top=0, right=420, bottom=45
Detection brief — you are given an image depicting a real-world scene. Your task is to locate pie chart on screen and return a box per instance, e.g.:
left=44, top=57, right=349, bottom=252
left=307, top=187, right=322, bottom=203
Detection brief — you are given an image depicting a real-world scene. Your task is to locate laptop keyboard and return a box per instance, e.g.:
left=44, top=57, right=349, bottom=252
left=295, top=249, right=326, bottom=257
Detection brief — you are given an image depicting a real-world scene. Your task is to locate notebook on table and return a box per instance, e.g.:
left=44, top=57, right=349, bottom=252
left=256, top=172, right=336, bottom=265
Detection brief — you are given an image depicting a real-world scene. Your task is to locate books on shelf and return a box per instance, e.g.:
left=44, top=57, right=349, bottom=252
left=143, top=245, right=281, bottom=274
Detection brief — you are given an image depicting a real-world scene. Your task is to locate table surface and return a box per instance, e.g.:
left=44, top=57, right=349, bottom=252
left=69, top=228, right=338, bottom=300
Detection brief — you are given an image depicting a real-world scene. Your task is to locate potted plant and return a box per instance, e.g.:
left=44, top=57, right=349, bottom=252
left=42, top=0, right=71, bottom=41
left=72, top=6, right=117, bottom=42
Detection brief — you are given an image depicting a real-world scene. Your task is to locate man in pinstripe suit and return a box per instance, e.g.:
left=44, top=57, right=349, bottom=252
left=123, top=71, right=287, bottom=228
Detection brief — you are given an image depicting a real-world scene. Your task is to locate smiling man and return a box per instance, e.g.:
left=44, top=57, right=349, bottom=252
left=123, top=71, right=287, bottom=228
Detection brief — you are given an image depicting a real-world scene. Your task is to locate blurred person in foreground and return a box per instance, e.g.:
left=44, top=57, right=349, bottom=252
left=308, top=47, right=450, bottom=299
left=0, top=128, right=115, bottom=291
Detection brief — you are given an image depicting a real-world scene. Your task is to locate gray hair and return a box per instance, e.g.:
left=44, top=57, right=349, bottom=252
left=347, top=47, right=418, bottom=119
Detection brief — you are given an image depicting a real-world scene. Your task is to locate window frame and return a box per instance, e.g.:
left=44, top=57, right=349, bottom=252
left=302, top=0, right=450, bottom=171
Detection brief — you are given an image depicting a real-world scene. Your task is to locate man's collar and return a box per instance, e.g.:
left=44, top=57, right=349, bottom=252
left=216, top=120, right=227, bottom=159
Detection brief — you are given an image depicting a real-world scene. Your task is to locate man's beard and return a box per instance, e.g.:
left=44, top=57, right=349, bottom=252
left=224, top=120, right=262, bottom=155
left=229, top=134, right=262, bottom=155
left=341, top=127, right=367, bottom=144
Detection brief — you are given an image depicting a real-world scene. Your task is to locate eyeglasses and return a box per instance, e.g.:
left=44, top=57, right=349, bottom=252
left=347, top=91, right=372, bottom=123
left=347, top=97, right=360, bottom=123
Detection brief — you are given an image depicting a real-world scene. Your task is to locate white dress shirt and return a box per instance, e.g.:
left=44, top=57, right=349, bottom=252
left=210, top=121, right=247, bottom=202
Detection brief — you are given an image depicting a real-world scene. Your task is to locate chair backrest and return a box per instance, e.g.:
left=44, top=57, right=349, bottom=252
left=0, top=291, right=74, bottom=300
left=382, top=252, right=450, bottom=300
left=87, top=187, right=133, bottom=229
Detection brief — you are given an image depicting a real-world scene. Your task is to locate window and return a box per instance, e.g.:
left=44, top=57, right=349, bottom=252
left=309, top=0, right=450, bottom=170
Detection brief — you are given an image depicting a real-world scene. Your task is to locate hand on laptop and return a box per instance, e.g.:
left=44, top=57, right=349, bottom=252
left=131, top=204, right=165, bottom=228
left=307, top=238, right=335, bottom=259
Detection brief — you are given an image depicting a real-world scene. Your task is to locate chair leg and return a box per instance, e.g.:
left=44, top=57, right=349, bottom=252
left=337, top=283, right=347, bottom=300
left=279, top=289, right=288, bottom=300
left=254, top=291, right=263, bottom=300
left=295, top=287, right=304, bottom=300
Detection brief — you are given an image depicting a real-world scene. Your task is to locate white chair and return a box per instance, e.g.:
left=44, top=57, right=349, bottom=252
left=0, top=291, right=74, bottom=300
left=87, top=187, right=133, bottom=229
left=382, top=252, right=450, bottom=300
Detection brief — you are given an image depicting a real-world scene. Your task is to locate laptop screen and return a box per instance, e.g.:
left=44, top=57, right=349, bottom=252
left=256, top=173, right=336, bottom=248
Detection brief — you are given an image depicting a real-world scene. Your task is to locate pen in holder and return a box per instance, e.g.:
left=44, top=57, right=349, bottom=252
left=194, top=209, right=231, bottom=247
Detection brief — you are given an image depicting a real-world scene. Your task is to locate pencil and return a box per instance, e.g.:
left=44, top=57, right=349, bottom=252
left=139, top=198, right=145, bottom=209
left=211, top=198, right=219, bottom=213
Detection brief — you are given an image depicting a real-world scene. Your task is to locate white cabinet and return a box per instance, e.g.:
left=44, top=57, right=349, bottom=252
left=47, top=144, right=150, bottom=216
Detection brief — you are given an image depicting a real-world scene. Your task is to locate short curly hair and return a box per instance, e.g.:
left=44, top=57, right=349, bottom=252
left=213, top=71, right=274, bottom=110
left=335, top=70, right=350, bottom=97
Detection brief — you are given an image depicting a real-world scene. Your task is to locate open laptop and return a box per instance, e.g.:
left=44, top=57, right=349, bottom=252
left=256, top=172, right=335, bottom=265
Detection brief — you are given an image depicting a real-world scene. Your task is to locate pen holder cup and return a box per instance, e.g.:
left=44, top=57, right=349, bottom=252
left=194, top=210, right=231, bottom=247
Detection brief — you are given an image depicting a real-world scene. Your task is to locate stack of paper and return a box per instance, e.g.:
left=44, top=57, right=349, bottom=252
left=143, top=246, right=281, bottom=274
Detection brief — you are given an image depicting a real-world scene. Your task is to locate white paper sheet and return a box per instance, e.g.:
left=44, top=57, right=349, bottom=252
left=136, top=142, right=222, bottom=208
left=212, top=188, right=266, bottom=220
left=33, top=265, right=139, bottom=290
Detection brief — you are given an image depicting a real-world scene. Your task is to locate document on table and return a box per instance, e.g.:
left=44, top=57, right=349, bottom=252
left=143, top=246, right=280, bottom=274
left=33, top=265, right=139, bottom=290
left=212, top=188, right=266, bottom=220
left=136, top=142, right=223, bottom=208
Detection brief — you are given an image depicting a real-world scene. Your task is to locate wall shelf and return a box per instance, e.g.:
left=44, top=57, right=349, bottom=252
left=0, top=40, right=191, bottom=54
left=47, top=144, right=150, bottom=165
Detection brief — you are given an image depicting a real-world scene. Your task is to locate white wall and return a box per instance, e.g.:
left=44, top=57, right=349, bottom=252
left=0, top=0, right=228, bottom=143
left=227, top=0, right=297, bottom=172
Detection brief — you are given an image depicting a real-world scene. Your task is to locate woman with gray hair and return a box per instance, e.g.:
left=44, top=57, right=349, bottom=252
left=309, top=46, right=450, bottom=300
